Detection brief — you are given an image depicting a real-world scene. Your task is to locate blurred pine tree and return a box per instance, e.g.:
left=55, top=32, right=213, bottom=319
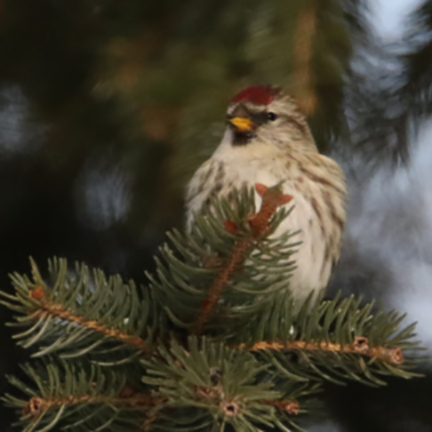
left=0, top=0, right=432, bottom=431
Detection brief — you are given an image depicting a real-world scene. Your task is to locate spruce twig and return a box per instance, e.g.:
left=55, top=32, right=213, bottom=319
left=240, top=336, right=404, bottom=365
left=193, top=184, right=292, bottom=334
left=293, top=3, right=318, bottom=115
left=0, top=185, right=425, bottom=432
left=27, top=287, right=149, bottom=352
left=262, top=399, right=300, bottom=415
left=23, top=393, right=164, bottom=418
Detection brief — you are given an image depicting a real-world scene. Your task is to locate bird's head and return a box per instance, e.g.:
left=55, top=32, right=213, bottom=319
left=226, top=85, right=317, bottom=152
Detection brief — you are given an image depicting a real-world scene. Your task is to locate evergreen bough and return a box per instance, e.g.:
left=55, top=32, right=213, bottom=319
left=0, top=185, right=424, bottom=432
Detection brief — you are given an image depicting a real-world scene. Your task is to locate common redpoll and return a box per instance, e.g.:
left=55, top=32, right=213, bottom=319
left=186, top=85, right=347, bottom=301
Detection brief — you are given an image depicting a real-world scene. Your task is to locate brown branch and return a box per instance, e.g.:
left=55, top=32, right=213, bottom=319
left=192, top=385, right=300, bottom=418
left=29, top=287, right=404, bottom=365
left=193, top=384, right=240, bottom=416
left=23, top=386, right=300, bottom=429
left=141, top=407, right=162, bottom=432
left=193, top=184, right=292, bottom=334
left=292, top=4, right=318, bottom=115
left=29, top=287, right=148, bottom=352
left=262, top=399, right=300, bottom=415
left=24, top=392, right=166, bottom=418
left=240, top=336, right=404, bottom=365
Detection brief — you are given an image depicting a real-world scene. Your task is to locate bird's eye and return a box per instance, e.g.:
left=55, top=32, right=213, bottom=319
left=267, top=112, right=277, bottom=121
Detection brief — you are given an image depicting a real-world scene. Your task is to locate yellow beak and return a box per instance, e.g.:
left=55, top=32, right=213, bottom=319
left=229, top=117, right=253, bottom=132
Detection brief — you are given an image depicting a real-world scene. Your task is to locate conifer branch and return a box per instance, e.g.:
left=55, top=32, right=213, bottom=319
left=262, top=399, right=300, bottom=415
left=0, top=185, right=425, bottom=432
left=0, top=258, right=156, bottom=361
left=23, top=393, right=164, bottom=418
left=28, top=287, right=148, bottom=352
left=234, top=292, right=422, bottom=385
left=191, top=385, right=300, bottom=417
left=3, top=361, right=158, bottom=432
left=193, top=184, right=292, bottom=334
left=241, top=336, right=404, bottom=365
left=141, top=407, right=162, bottom=432
left=293, top=3, right=318, bottom=115
left=143, top=338, right=317, bottom=432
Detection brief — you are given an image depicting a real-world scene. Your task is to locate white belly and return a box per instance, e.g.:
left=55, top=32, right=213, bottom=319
left=187, top=154, right=330, bottom=301
left=234, top=160, right=328, bottom=300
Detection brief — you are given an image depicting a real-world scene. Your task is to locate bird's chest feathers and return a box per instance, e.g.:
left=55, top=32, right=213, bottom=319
left=215, top=144, right=287, bottom=187
left=217, top=153, right=317, bottom=230
left=187, top=140, right=343, bottom=295
left=216, top=154, right=328, bottom=289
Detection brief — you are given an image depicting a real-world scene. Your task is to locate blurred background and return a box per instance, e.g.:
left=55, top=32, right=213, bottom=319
left=1, top=0, right=432, bottom=431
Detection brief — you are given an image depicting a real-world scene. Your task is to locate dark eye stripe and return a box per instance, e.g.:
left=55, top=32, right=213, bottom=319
left=251, top=112, right=271, bottom=126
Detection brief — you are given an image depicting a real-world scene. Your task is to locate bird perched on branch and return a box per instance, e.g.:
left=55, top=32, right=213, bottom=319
left=186, top=85, right=347, bottom=301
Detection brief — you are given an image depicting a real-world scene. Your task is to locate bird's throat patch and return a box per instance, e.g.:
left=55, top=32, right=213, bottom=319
left=232, top=131, right=255, bottom=146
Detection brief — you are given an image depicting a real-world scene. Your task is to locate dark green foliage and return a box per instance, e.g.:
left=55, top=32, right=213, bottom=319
left=341, top=0, right=432, bottom=169
left=238, top=293, right=423, bottom=386
left=150, top=187, right=298, bottom=331
left=3, top=361, right=149, bottom=432
left=0, top=187, right=424, bottom=432
left=0, top=258, right=158, bottom=364
left=401, top=0, right=432, bottom=117
left=0, top=0, right=431, bottom=431
left=143, top=338, right=321, bottom=432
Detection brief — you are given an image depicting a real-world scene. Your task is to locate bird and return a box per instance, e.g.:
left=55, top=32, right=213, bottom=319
left=185, top=85, right=347, bottom=301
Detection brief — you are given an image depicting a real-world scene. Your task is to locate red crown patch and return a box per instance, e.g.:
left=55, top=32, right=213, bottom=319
left=230, top=85, right=281, bottom=106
